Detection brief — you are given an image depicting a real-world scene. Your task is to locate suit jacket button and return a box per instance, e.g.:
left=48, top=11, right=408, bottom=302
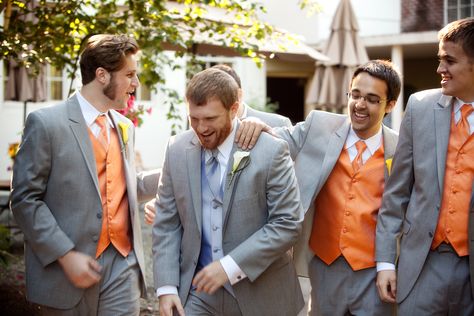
left=97, top=213, right=102, bottom=219
left=93, top=235, right=98, bottom=242
left=428, top=231, right=433, bottom=238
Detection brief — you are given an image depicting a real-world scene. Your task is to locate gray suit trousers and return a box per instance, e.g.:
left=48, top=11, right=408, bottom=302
left=398, top=243, right=473, bottom=316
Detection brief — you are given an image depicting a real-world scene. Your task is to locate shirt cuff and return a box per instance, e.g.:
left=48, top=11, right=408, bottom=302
left=376, top=262, right=396, bottom=272
left=220, top=255, right=247, bottom=285
left=156, top=285, right=178, bottom=297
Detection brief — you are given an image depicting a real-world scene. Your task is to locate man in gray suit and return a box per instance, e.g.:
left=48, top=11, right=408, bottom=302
left=152, top=68, right=304, bottom=316
left=376, top=18, right=474, bottom=315
left=211, top=64, right=292, bottom=128
left=10, top=34, right=159, bottom=315
left=241, top=60, right=400, bottom=315
left=143, top=64, right=292, bottom=225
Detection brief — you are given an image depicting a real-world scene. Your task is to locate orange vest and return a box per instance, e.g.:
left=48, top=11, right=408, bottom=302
left=89, top=126, right=131, bottom=258
left=309, top=144, right=385, bottom=270
left=431, top=113, right=474, bottom=256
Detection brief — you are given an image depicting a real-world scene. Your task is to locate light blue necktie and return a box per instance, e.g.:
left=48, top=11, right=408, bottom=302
left=206, top=149, right=222, bottom=200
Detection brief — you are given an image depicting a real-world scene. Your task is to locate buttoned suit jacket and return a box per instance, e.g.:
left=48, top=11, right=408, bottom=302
left=152, top=122, right=305, bottom=316
left=375, top=88, right=474, bottom=302
left=245, top=104, right=292, bottom=128
left=274, top=110, right=399, bottom=276
left=10, top=95, right=159, bottom=309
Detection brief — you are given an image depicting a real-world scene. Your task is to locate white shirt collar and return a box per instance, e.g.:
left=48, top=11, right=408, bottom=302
left=453, top=98, right=474, bottom=113
left=76, top=91, right=114, bottom=128
left=346, top=125, right=382, bottom=155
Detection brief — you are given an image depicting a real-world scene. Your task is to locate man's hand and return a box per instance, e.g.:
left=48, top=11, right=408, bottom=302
left=376, top=270, right=397, bottom=303
left=144, top=198, right=156, bottom=225
left=192, top=261, right=229, bottom=294
left=235, top=118, right=272, bottom=150
left=57, top=250, right=102, bottom=288
left=159, top=294, right=185, bottom=316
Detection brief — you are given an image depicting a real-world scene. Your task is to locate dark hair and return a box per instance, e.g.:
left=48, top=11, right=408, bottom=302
left=211, top=64, right=242, bottom=88
left=80, top=34, right=139, bottom=85
left=351, top=60, right=401, bottom=102
left=186, top=68, right=239, bottom=110
left=438, top=17, right=474, bottom=61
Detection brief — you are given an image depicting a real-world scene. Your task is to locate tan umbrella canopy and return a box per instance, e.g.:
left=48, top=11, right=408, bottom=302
left=306, top=0, right=368, bottom=111
left=4, top=0, right=46, bottom=124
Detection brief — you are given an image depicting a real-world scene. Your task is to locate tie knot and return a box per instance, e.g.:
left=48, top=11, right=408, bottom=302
left=355, top=140, right=367, bottom=155
left=95, top=115, right=107, bottom=128
left=461, top=104, right=474, bottom=120
left=207, top=149, right=219, bottom=165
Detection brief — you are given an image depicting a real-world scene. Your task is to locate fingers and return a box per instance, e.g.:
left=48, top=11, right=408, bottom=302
left=159, top=295, right=185, bottom=316
left=192, top=261, right=228, bottom=294
left=376, top=270, right=397, bottom=303
left=144, top=198, right=156, bottom=225
left=235, top=118, right=269, bottom=150
left=144, top=208, right=155, bottom=224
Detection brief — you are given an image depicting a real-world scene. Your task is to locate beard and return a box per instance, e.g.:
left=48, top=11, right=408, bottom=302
left=103, top=73, right=117, bottom=100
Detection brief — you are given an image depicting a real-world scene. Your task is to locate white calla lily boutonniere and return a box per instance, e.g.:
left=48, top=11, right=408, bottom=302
left=228, top=151, right=250, bottom=186
left=118, top=122, right=130, bottom=154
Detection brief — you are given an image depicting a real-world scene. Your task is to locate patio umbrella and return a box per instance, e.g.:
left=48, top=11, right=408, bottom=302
left=4, top=0, right=46, bottom=125
left=306, top=0, right=368, bottom=111
left=5, top=61, right=46, bottom=124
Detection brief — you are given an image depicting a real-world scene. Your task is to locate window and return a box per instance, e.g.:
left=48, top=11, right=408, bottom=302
left=446, top=0, right=474, bottom=23
left=136, top=84, right=151, bottom=101
left=47, top=65, right=63, bottom=101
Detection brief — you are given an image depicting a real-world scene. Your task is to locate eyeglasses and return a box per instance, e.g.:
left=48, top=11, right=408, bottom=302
left=347, top=92, right=386, bottom=105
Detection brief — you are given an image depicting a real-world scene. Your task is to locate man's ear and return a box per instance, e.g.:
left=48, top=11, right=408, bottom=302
left=385, top=100, right=397, bottom=114
left=96, top=67, right=110, bottom=84
left=230, top=101, right=239, bottom=117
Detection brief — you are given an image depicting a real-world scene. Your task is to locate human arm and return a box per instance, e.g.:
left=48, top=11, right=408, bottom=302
left=375, top=99, right=416, bottom=300
left=10, top=111, right=76, bottom=266
left=152, top=141, right=182, bottom=291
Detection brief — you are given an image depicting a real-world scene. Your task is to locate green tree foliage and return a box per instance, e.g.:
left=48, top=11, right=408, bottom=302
left=0, top=0, right=275, bottom=93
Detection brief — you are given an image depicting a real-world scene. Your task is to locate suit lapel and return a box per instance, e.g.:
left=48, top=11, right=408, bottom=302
left=434, top=96, right=452, bottom=195
left=222, top=142, right=242, bottom=231
left=187, top=135, right=203, bottom=234
left=382, top=125, right=398, bottom=181
left=67, top=96, right=101, bottom=196
left=318, top=119, right=350, bottom=189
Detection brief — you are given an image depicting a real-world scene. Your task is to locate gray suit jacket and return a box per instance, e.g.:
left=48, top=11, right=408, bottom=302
left=376, top=88, right=474, bottom=302
left=275, top=110, right=399, bottom=276
left=10, top=95, right=159, bottom=308
left=245, top=104, right=292, bottom=128
left=152, top=122, right=304, bottom=316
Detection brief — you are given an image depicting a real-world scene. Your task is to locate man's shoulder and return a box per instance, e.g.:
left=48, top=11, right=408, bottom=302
left=410, top=88, right=443, bottom=105
left=305, top=110, right=348, bottom=131
left=246, top=106, right=291, bottom=127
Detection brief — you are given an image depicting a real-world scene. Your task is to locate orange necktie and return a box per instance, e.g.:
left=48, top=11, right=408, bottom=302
left=352, top=140, right=367, bottom=172
left=458, top=104, right=473, bottom=139
left=95, top=115, right=109, bottom=151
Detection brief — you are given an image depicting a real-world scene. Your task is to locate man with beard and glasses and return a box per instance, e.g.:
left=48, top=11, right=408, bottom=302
left=10, top=34, right=159, bottom=315
left=376, top=17, right=474, bottom=315
left=152, top=68, right=304, bottom=316
left=238, top=60, right=401, bottom=315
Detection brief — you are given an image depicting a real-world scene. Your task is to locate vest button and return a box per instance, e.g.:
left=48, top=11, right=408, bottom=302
left=345, top=211, right=351, bottom=216
left=446, top=228, right=452, bottom=234
left=342, top=227, right=348, bottom=233
left=351, top=178, right=358, bottom=183
left=455, top=169, right=462, bottom=174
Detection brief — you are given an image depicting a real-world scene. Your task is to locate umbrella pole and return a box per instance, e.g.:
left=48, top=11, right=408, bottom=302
left=23, top=101, right=28, bottom=126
